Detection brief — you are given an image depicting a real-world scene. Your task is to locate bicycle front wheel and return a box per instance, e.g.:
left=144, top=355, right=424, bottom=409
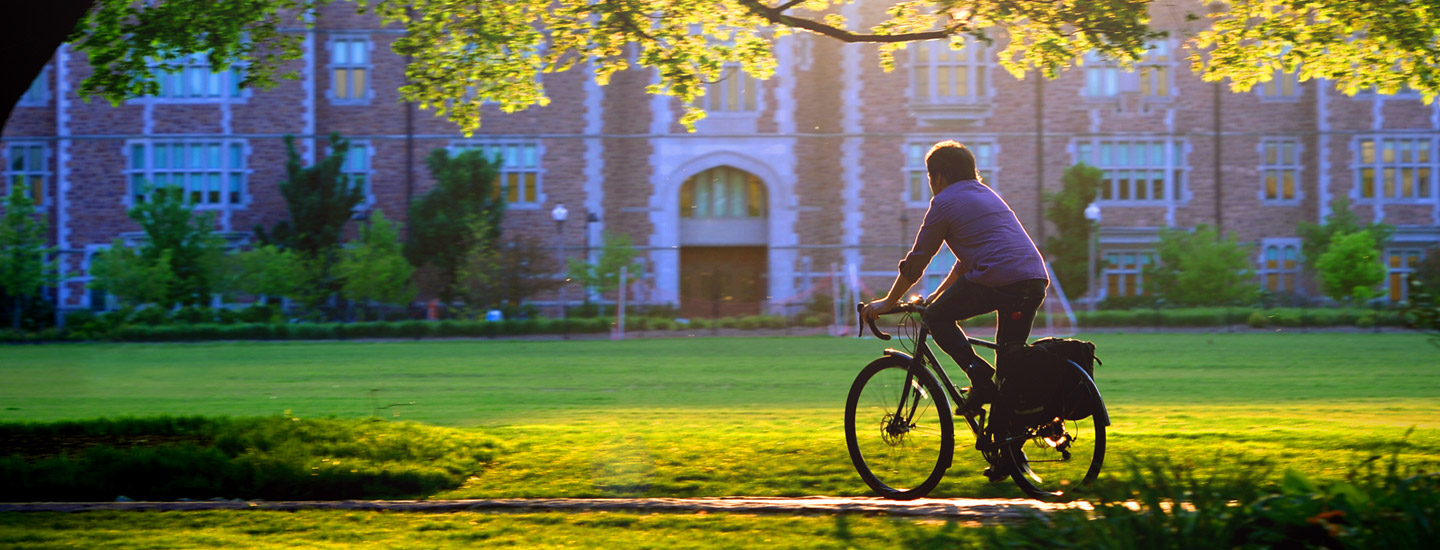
left=845, top=355, right=954, bottom=500
left=1003, top=365, right=1107, bottom=500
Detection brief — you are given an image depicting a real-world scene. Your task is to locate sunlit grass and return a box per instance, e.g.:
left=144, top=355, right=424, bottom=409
left=2, top=333, right=1437, bottom=500
left=0, top=510, right=989, bottom=550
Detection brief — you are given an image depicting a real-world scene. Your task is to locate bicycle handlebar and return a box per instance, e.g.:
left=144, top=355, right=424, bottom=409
left=854, top=301, right=927, bottom=340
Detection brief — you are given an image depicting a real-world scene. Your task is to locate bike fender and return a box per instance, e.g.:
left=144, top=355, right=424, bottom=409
left=882, top=349, right=914, bottom=362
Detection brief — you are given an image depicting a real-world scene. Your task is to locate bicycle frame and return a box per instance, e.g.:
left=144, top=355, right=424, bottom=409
left=878, top=318, right=999, bottom=448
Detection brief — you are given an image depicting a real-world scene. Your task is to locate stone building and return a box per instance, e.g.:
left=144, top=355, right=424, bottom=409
left=3, top=1, right=1436, bottom=318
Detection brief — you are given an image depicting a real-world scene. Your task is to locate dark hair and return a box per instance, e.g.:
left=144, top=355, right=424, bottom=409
left=925, top=140, right=979, bottom=184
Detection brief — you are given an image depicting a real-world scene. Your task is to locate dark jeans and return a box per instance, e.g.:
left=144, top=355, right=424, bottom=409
left=922, top=277, right=1048, bottom=387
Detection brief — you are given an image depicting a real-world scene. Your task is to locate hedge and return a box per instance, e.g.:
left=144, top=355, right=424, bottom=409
left=0, top=306, right=1418, bottom=344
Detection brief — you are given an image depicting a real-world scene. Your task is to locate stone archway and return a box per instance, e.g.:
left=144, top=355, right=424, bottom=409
left=677, top=165, right=769, bottom=318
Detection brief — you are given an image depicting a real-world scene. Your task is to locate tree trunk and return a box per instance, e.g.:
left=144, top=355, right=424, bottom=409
left=0, top=2, right=95, bottom=136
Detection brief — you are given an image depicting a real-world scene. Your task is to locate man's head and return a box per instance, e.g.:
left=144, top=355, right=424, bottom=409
left=925, top=140, right=979, bottom=193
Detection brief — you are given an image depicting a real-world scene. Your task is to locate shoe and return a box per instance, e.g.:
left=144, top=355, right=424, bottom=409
left=955, top=380, right=997, bottom=415
left=983, top=461, right=1011, bottom=482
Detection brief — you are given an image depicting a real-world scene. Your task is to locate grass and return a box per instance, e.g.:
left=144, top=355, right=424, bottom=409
left=0, top=510, right=989, bottom=550
left=1, top=333, right=1438, bottom=501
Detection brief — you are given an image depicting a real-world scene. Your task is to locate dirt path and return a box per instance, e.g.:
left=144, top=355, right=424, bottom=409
left=0, top=497, right=1082, bottom=523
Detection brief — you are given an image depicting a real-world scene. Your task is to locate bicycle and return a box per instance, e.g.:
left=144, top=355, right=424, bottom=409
left=844, top=298, right=1109, bottom=500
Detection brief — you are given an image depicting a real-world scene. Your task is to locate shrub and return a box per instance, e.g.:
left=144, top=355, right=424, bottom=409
left=290, top=323, right=338, bottom=340
left=649, top=318, right=674, bottom=331
left=1248, top=311, right=1270, bottom=328
left=627, top=317, right=650, bottom=331
left=236, top=304, right=282, bottom=324
left=799, top=314, right=821, bottom=327
left=218, top=323, right=273, bottom=341
left=0, top=416, right=501, bottom=502
left=737, top=316, right=762, bottom=330
left=688, top=318, right=708, bottom=330
left=393, top=321, right=433, bottom=339
left=1356, top=311, right=1378, bottom=328
left=172, top=306, right=217, bottom=325
left=129, top=306, right=171, bottom=327
left=717, top=317, right=739, bottom=329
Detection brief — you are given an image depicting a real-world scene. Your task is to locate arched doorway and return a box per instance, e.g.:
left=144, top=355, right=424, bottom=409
left=678, top=166, right=768, bottom=318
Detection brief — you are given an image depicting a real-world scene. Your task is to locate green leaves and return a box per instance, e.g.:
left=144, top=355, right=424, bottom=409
left=1145, top=224, right=1260, bottom=307
left=0, top=181, right=59, bottom=328
left=1315, top=230, right=1387, bottom=303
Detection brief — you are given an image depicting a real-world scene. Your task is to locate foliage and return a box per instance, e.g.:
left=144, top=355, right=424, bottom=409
left=1043, top=163, right=1104, bottom=302
left=1297, top=197, right=1394, bottom=273
left=54, top=0, right=1440, bottom=139
left=567, top=231, right=643, bottom=316
left=405, top=148, right=506, bottom=302
left=1144, top=224, right=1260, bottom=307
left=72, top=0, right=328, bottom=106
left=219, top=244, right=306, bottom=302
left=1315, top=231, right=1386, bottom=304
left=90, top=188, right=224, bottom=308
left=0, top=416, right=499, bottom=501
left=0, top=181, right=59, bottom=329
left=337, top=210, right=416, bottom=317
left=455, top=232, right=561, bottom=315
left=254, top=133, right=365, bottom=311
left=992, top=454, right=1440, bottom=550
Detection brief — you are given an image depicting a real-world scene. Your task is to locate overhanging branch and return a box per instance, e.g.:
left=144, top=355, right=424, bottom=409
left=739, top=0, right=963, bottom=43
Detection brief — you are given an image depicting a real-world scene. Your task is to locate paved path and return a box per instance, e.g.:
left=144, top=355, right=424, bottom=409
left=0, top=497, right=1084, bottom=523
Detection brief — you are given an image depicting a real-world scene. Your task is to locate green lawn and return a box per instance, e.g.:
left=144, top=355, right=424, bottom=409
left=2, top=333, right=1438, bottom=501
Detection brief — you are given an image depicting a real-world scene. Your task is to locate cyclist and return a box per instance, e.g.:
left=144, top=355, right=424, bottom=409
left=861, top=140, right=1050, bottom=414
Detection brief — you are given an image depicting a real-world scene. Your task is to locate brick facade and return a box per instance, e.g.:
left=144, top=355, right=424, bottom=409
left=3, top=1, right=1437, bottom=314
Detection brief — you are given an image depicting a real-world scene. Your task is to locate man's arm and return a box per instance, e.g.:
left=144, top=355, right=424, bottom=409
left=925, top=262, right=964, bottom=303
left=862, top=271, right=920, bottom=321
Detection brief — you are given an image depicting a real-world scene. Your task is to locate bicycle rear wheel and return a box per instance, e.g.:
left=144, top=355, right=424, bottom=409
left=1002, top=364, right=1107, bottom=500
left=845, top=355, right=954, bottom=500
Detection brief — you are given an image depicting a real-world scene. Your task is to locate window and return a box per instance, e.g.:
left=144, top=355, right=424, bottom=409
left=330, top=36, right=371, bottom=103
left=1259, top=242, right=1301, bottom=293
left=1103, top=251, right=1153, bottom=298
left=680, top=166, right=766, bottom=218
left=920, top=245, right=957, bottom=296
left=151, top=53, right=244, bottom=100
left=903, top=141, right=996, bottom=204
left=1386, top=249, right=1423, bottom=302
left=452, top=141, right=542, bottom=205
left=1355, top=137, right=1435, bottom=201
left=1074, top=139, right=1186, bottom=203
left=19, top=67, right=47, bottom=106
left=1258, top=69, right=1300, bottom=99
left=695, top=66, right=758, bottom=113
left=1083, top=51, right=1120, bottom=98
left=126, top=141, right=247, bottom=207
left=1260, top=139, right=1302, bottom=202
left=5, top=144, right=48, bottom=206
left=1084, top=41, right=1172, bottom=99
left=911, top=41, right=991, bottom=102
left=341, top=143, right=371, bottom=198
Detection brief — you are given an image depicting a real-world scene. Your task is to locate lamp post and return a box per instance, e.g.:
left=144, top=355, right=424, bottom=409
left=551, top=204, right=568, bottom=329
left=1084, top=202, right=1101, bottom=313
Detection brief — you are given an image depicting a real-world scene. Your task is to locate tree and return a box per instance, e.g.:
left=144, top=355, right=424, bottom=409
left=125, top=187, right=226, bottom=307
left=0, top=182, right=59, bottom=329
left=1043, top=163, right=1103, bottom=301
left=405, top=148, right=506, bottom=302
left=1143, top=224, right=1259, bottom=307
left=337, top=210, right=416, bottom=318
left=568, top=232, right=644, bottom=317
left=11, top=1, right=1438, bottom=136
left=455, top=231, right=562, bottom=316
left=1297, top=197, right=1393, bottom=274
left=1314, top=230, right=1386, bottom=304
left=220, top=244, right=307, bottom=304
left=89, top=242, right=177, bottom=307
left=255, top=133, right=365, bottom=310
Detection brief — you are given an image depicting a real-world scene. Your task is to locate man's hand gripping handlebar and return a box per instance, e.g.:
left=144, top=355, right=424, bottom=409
left=855, top=298, right=927, bottom=340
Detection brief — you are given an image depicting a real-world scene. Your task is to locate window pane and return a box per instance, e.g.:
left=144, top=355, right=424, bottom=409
left=352, top=69, right=365, bottom=98
left=1383, top=168, right=1396, bottom=197
left=522, top=173, right=536, bottom=202
left=506, top=174, right=519, bottom=203
left=937, top=66, right=951, bottom=97
left=729, top=172, right=746, bottom=217
left=191, top=145, right=205, bottom=169
left=1401, top=168, right=1414, bottom=197
left=1419, top=168, right=1431, bottom=198
left=520, top=144, right=536, bottom=168
left=748, top=176, right=764, bottom=217
left=1282, top=171, right=1295, bottom=199
left=334, top=69, right=348, bottom=98
left=680, top=182, right=694, bottom=218
left=133, top=145, right=147, bottom=169
left=915, top=68, right=929, bottom=99
left=26, top=146, right=42, bottom=169
left=351, top=40, right=366, bottom=64
left=230, top=174, right=242, bottom=204
left=1360, top=139, right=1375, bottom=164
left=1265, top=172, right=1278, bottom=199
left=955, top=66, right=969, bottom=97
left=743, top=75, right=756, bottom=111
left=230, top=144, right=243, bottom=169
left=695, top=179, right=710, bottom=217
left=1382, top=140, right=1396, bottom=163
left=334, top=40, right=349, bottom=64
left=207, top=145, right=220, bottom=169
left=1360, top=168, right=1375, bottom=197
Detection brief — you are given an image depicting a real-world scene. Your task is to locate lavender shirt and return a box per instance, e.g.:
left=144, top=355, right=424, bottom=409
left=898, top=180, right=1049, bottom=287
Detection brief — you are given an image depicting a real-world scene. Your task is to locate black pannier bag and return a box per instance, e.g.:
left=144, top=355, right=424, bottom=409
left=996, top=337, right=1101, bottom=421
